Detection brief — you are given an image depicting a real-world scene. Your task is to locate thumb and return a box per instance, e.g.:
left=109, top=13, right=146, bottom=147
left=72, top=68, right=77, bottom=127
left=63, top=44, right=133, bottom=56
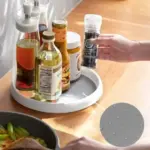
left=90, top=37, right=111, bottom=47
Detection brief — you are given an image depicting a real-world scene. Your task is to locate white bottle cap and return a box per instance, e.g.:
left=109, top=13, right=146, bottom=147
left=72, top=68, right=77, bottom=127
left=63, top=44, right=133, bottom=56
left=34, top=0, right=39, bottom=7
left=67, top=31, right=81, bottom=50
left=31, top=0, right=40, bottom=18
left=84, top=14, right=102, bottom=33
left=23, top=1, right=32, bottom=15
left=16, top=1, right=38, bottom=33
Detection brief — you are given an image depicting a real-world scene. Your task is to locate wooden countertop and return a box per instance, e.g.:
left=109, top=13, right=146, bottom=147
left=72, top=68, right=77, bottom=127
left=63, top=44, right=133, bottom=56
left=1, top=0, right=150, bottom=147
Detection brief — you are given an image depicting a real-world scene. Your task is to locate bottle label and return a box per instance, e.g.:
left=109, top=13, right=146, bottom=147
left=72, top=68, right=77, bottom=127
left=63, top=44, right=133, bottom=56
left=85, top=39, right=98, bottom=56
left=69, top=51, right=81, bottom=81
left=52, top=27, right=67, bottom=42
left=39, top=63, right=62, bottom=100
left=83, top=33, right=99, bottom=68
left=62, top=63, right=70, bottom=91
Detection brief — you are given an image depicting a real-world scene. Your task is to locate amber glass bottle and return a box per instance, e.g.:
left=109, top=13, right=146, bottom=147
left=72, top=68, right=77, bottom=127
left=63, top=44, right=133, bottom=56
left=52, top=20, right=70, bottom=92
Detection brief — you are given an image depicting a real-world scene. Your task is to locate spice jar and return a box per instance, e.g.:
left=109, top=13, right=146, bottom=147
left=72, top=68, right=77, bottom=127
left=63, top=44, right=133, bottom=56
left=67, top=31, right=81, bottom=82
left=82, top=14, right=102, bottom=68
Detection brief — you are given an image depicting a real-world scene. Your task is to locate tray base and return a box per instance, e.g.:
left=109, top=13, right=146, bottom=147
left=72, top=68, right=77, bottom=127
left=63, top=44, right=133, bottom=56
left=11, top=67, right=103, bottom=113
left=59, top=75, right=96, bottom=103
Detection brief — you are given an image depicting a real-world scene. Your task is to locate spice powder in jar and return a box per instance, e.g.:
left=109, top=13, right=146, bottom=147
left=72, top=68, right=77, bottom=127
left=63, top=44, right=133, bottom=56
left=67, top=31, right=81, bottom=82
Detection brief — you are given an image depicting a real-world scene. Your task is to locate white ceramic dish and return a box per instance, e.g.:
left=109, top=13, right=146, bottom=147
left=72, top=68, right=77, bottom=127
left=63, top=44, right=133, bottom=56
left=11, top=67, right=103, bottom=113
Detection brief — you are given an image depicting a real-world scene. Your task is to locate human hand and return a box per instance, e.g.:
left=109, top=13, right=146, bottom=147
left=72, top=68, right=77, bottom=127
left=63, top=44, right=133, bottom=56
left=61, top=137, right=116, bottom=150
left=92, top=34, right=137, bottom=62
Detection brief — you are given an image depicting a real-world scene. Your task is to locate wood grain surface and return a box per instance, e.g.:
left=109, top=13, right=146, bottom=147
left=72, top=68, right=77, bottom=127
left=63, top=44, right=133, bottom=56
left=1, top=0, right=150, bottom=147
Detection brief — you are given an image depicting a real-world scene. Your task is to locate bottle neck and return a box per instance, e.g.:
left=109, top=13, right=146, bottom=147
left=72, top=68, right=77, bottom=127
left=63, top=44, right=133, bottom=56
left=42, top=39, right=55, bottom=51
left=39, top=13, right=48, bottom=26
left=24, top=31, right=40, bottom=42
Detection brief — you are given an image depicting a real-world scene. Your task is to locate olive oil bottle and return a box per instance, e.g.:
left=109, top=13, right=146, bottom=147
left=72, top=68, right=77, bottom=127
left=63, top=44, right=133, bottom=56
left=36, top=31, right=62, bottom=102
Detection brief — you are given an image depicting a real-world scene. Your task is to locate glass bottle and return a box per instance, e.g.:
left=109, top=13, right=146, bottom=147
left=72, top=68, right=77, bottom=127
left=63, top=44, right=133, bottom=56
left=39, top=11, right=48, bottom=46
left=15, top=2, right=39, bottom=94
left=52, top=19, right=70, bottom=92
left=36, top=31, right=62, bottom=102
left=31, top=0, right=48, bottom=46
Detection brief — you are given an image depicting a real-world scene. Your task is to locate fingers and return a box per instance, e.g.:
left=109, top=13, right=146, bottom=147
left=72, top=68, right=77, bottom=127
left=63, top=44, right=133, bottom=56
left=66, top=137, right=86, bottom=146
left=61, top=142, right=76, bottom=150
left=66, top=138, right=81, bottom=145
left=91, top=34, right=122, bottom=47
left=91, top=37, right=111, bottom=46
left=98, top=47, right=131, bottom=62
left=100, top=34, right=115, bottom=37
left=98, top=47, right=111, bottom=60
left=61, top=145, right=72, bottom=150
left=61, top=137, right=85, bottom=150
left=91, top=34, right=115, bottom=46
left=60, top=138, right=79, bottom=150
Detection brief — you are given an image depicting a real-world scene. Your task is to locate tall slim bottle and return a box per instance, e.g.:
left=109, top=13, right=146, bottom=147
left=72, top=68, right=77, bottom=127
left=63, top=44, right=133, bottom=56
left=31, top=0, right=48, bottom=46
left=39, top=6, right=48, bottom=46
left=15, top=2, right=39, bottom=94
left=52, top=20, right=70, bottom=92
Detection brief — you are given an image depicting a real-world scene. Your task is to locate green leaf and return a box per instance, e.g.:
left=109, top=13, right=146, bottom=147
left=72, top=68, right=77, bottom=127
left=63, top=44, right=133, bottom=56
left=0, top=134, right=9, bottom=140
left=7, top=123, right=16, bottom=141
left=36, top=138, right=47, bottom=147
left=17, top=127, right=30, bottom=137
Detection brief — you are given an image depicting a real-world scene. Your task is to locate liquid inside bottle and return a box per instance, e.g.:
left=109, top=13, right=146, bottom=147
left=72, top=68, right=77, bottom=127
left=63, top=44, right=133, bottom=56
left=52, top=20, right=70, bottom=92
left=15, top=1, right=40, bottom=97
left=16, top=38, right=39, bottom=90
left=36, top=31, right=62, bottom=102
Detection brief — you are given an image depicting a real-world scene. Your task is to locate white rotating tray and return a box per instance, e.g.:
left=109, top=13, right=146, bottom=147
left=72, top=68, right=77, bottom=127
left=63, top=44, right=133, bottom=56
left=11, top=67, right=103, bottom=113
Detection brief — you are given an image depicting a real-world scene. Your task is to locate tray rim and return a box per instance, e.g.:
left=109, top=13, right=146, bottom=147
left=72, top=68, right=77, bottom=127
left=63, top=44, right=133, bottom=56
left=11, top=66, right=103, bottom=113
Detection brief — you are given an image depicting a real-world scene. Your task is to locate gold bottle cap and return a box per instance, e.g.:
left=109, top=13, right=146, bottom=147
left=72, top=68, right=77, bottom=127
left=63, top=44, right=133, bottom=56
left=52, top=19, right=68, bottom=28
left=42, top=31, right=55, bottom=40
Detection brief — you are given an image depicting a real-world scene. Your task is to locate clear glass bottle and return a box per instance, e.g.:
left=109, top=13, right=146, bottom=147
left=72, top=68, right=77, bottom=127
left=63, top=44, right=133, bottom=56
left=39, top=11, right=48, bottom=46
left=39, top=0, right=49, bottom=46
left=52, top=19, right=70, bottom=92
left=15, top=2, right=39, bottom=95
left=32, top=0, right=49, bottom=46
left=36, top=31, right=62, bottom=102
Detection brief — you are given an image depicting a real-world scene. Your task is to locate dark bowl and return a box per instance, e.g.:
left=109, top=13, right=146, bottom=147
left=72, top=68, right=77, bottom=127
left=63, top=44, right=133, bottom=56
left=0, top=111, right=59, bottom=150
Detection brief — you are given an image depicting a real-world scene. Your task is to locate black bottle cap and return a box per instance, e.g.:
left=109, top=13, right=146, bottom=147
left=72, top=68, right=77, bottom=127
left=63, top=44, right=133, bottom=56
left=42, top=31, right=55, bottom=40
